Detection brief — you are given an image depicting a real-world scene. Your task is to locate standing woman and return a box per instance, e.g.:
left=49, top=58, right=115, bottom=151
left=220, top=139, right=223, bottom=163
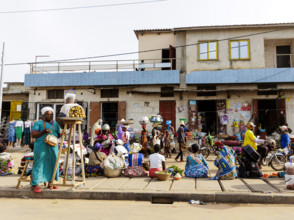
left=31, top=107, right=61, bottom=193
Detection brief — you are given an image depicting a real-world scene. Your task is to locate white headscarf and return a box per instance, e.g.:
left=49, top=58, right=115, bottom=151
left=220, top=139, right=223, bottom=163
left=41, top=107, right=54, bottom=115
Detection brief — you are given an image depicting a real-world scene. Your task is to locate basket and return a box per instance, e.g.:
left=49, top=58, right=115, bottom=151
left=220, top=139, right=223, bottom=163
left=155, top=171, right=171, bottom=181
left=104, top=168, right=121, bottom=178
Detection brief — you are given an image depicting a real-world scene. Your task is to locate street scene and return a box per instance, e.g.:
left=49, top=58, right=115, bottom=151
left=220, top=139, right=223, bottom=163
left=1, top=0, right=294, bottom=219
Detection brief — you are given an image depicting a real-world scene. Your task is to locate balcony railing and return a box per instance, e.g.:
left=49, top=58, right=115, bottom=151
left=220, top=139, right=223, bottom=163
left=273, top=54, right=294, bottom=68
left=29, top=58, right=179, bottom=74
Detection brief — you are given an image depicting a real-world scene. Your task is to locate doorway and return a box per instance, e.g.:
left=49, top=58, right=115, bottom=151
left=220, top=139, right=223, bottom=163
left=102, top=102, right=118, bottom=129
left=162, top=49, right=170, bottom=70
left=257, top=99, right=279, bottom=134
left=1, top=101, right=10, bottom=120
left=197, top=100, right=217, bottom=134
left=159, top=101, right=176, bottom=131
left=276, top=45, right=291, bottom=68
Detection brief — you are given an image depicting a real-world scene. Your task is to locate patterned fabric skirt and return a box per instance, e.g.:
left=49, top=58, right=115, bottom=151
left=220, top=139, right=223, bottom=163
left=124, top=166, right=146, bottom=177
left=85, top=164, right=104, bottom=177
left=184, top=164, right=208, bottom=178
left=8, top=127, right=15, bottom=142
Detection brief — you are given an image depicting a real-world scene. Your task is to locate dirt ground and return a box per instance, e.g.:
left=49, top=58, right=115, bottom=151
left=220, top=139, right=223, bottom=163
left=0, top=198, right=293, bottom=220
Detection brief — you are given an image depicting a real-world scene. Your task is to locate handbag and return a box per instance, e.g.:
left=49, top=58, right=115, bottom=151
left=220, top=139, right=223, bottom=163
left=43, top=120, right=58, bottom=147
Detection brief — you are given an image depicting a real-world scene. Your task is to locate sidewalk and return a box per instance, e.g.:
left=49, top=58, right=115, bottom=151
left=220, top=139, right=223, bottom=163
left=1, top=175, right=294, bottom=204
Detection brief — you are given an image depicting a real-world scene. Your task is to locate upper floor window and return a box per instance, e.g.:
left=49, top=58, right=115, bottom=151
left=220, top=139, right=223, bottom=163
left=47, top=89, right=64, bottom=99
left=230, top=40, right=250, bottom=60
left=198, top=41, right=218, bottom=60
left=101, top=89, right=119, bottom=98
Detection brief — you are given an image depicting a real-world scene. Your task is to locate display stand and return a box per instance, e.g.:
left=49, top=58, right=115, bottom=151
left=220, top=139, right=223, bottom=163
left=16, top=159, right=34, bottom=189
left=50, top=118, right=86, bottom=190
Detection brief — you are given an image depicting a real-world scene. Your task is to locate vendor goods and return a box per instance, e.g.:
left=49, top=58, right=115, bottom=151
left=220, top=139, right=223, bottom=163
left=64, top=89, right=76, bottom=104
left=168, top=165, right=184, bottom=176
left=173, top=173, right=181, bottom=180
left=149, top=115, right=163, bottom=123
left=155, top=171, right=171, bottom=181
left=104, top=168, right=121, bottom=178
left=285, top=174, right=294, bottom=190
left=69, top=105, right=86, bottom=118
left=139, top=116, right=149, bottom=125
left=285, top=162, right=294, bottom=175
left=103, top=153, right=125, bottom=170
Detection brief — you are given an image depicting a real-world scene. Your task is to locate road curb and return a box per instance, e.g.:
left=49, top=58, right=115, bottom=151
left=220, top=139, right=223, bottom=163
left=1, top=188, right=294, bottom=204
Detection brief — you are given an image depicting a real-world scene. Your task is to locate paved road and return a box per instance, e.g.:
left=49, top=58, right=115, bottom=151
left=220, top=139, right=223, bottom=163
left=1, top=198, right=293, bottom=220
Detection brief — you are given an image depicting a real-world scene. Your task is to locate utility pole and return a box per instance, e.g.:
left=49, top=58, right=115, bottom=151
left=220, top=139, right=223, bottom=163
left=0, top=43, right=5, bottom=124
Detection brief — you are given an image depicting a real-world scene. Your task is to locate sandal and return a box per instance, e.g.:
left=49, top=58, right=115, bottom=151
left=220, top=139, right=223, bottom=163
left=47, top=185, right=59, bottom=189
left=32, top=186, right=42, bottom=193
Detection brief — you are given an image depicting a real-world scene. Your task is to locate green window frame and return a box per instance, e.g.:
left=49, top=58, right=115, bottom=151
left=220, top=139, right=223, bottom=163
left=230, top=40, right=250, bottom=60
left=198, top=41, right=218, bottom=60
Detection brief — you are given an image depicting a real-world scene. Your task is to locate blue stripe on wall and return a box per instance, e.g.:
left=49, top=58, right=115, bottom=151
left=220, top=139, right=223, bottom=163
left=186, top=68, right=294, bottom=84
left=24, top=70, right=180, bottom=87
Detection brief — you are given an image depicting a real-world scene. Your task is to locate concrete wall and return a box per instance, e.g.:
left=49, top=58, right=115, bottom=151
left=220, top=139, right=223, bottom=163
left=137, top=32, right=176, bottom=62
left=137, top=27, right=294, bottom=73
left=3, top=83, right=29, bottom=101
left=26, top=83, right=294, bottom=136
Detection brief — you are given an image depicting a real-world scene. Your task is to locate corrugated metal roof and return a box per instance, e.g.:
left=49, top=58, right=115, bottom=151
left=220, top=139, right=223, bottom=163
left=186, top=68, right=294, bottom=84
left=24, top=70, right=180, bottom=87
left=134, top=22, right=294, bottom=35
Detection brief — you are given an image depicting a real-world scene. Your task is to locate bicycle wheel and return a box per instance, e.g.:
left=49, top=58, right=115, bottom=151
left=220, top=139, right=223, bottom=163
left=201, top=147, right=210, bottom=158
left=270, top=155, right=286, bottom=171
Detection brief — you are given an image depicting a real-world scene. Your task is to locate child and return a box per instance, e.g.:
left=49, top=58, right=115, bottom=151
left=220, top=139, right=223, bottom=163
left=0, top=144, right=14, bottom=175
left=281, top=125, right=291, bottom=156
left=148, top=144, right=166, bottom=178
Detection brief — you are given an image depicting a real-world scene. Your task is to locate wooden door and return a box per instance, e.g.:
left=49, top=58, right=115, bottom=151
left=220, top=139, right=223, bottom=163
left=10, top=100, right=22, bottom=120
left=118, top=101, right=126, bottom=121
left=160, top=101, right=176, bottom=131
left=277, top=98, right=286, bottom=125
left=89, top=102, right=100, bottom=134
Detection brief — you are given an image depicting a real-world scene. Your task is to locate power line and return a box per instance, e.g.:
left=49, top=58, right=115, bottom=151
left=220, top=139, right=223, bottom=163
left=5, top=25, right=294, bottom=66
left=0, top=0, right=167, bottom=14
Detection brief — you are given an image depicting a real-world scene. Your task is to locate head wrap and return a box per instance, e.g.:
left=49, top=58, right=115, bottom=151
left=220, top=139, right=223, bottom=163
left=41, top=107, right=54, bottom=115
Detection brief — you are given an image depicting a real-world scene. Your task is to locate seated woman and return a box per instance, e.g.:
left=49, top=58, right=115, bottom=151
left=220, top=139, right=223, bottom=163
left=148, top=144, right=165, bottom=178
left=184, top=144, right=209, bottom=178
left=94, top=124, right=113, bottom=156
left=212, top=146, right=237, bottom=180
left=124, top=140, right=146, bottom=177
left=85, top=143, right=106, bottom=177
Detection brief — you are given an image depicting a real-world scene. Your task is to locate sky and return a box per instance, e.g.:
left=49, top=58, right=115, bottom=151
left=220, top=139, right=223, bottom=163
left=0, top=0, right=293, bottom=82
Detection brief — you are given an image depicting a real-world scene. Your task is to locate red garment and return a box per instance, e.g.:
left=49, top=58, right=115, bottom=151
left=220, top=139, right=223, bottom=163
left=149, top=168, right=162, bottom=178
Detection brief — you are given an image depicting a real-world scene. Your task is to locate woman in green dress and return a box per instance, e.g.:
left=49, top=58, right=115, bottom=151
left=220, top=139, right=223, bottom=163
left=31, top=107, right=61, bottom=193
